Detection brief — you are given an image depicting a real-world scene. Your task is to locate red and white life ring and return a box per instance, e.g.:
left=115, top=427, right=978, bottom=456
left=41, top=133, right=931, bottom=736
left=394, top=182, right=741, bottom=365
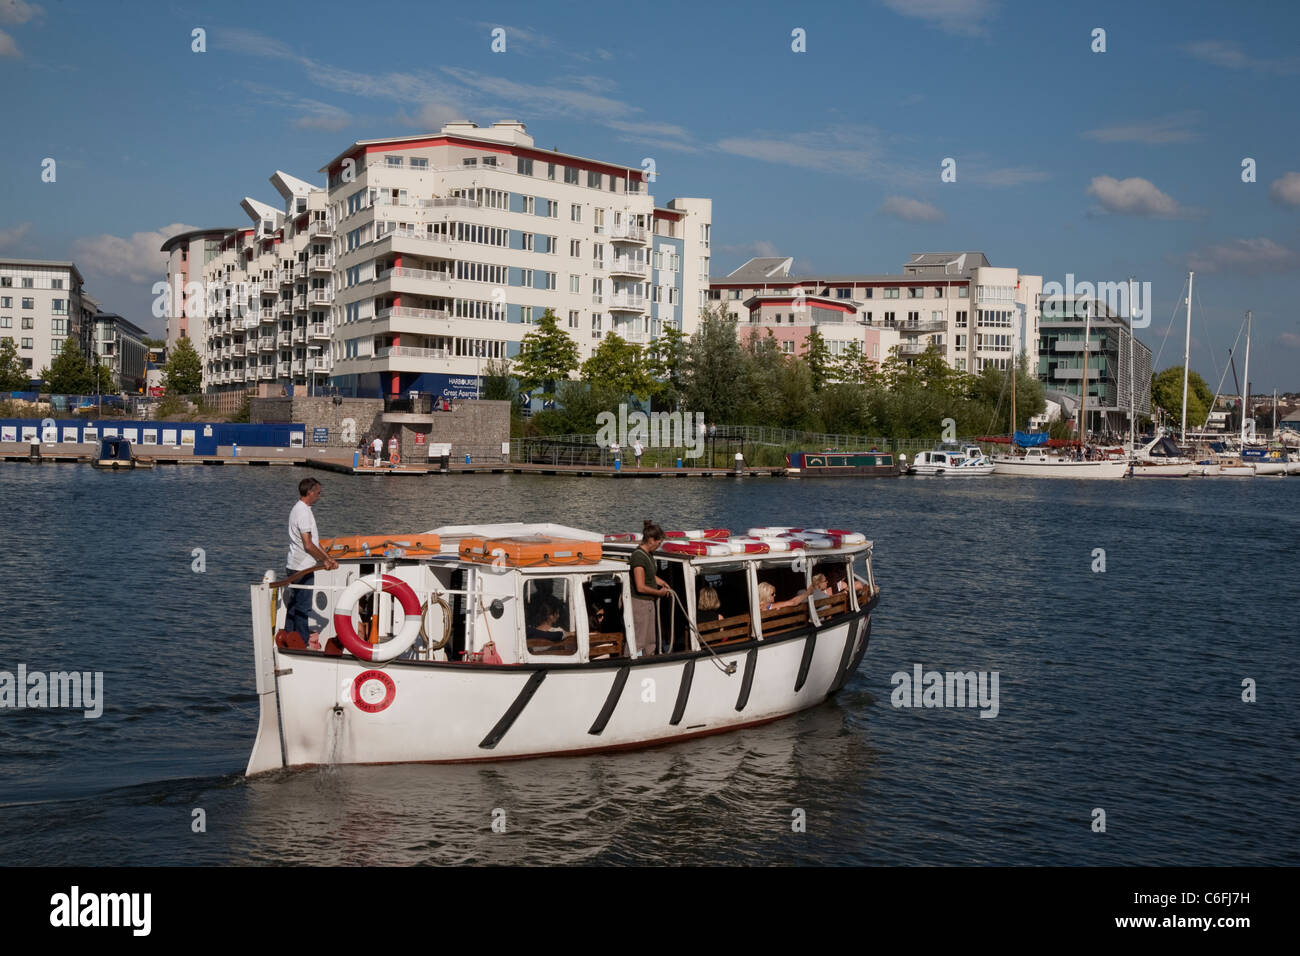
left=333, top=573, right=423, bottom=662
left=661, top=540, right=731, bottom=557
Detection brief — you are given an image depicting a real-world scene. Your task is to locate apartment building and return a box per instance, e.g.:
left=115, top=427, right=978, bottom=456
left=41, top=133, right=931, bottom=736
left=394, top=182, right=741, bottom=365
left=321, top=120, right=712, bottom=398
left=161, top=227, right=231, bottom=350
left=710, top=252, right=1043, bottom=375
left=1039, top=296, right=1152, bottom=435
left=161, top=171, right=335, bottom=394
left=0, top=258, right=91, bottom=383
left=92, top=312, right=149, bottom=391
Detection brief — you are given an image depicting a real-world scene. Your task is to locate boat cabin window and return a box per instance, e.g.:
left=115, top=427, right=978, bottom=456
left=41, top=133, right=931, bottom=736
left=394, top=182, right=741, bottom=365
left=524, top=576, right=577, bottom=657
left=810, top=558, right=854, bottom=622
left=653, top=557, right=691, bottom=654
left=582, top=574, right=627, bottom=660
left=850, top=554, right=874, bottom=608
left=694, top=565, right=753, bottom=647
left=755, top=561, right=812, bottom=638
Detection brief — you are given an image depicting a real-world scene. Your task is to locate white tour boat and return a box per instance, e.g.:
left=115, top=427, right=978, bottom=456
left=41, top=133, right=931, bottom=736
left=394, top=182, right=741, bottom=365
left=907, top=445, right=994, bottom=476
left=246, top=523, right=879, bottom=774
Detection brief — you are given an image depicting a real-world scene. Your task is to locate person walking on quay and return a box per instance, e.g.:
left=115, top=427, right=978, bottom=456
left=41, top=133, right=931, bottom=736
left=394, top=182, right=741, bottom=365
left=371, top=435, right=383, bottom=464
left=286, top=478, right=338, bottom=643
left=633, top=438, right=644, bottom=468
left=630, top=520, right=671, bottom=657
left=610, top=439, right=621, bottom=468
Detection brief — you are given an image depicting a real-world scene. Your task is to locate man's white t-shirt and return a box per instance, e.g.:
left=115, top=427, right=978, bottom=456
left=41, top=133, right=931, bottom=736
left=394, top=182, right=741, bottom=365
left=287, top=499, right=319, bottom=571
left=371, top=438, right=383, bottom=458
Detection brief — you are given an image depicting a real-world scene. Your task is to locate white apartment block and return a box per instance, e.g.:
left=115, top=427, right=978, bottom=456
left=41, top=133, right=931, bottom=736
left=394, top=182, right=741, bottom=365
left=0, top=258, right=93, bottom=384
left=321, top=120, right=712, bottom=398
left=162, top=171, right=334, bottom=394
left=710, top=253, right=1043, bottom=375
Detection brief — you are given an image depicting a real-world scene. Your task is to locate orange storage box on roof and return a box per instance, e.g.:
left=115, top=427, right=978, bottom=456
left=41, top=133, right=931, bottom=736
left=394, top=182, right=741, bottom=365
left=459, top=535, right=601, bottom=567
left=322, top=533, right=441, bottom=557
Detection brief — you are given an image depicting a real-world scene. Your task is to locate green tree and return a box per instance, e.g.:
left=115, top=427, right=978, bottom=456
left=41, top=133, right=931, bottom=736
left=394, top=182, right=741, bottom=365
left=0, top=338, right=32, bottom=391
left=163, top=337, right=203, bottom=395
left=645, top=325, right=687, bottom=410
left=513, top=309, right=580, bottom=396
left=832, top=340, right=881, bottom=388
left=141, top=336, right=166, bottom=349
left=683, top=305, right=745, bottom=425
left=1151, top=366, right=1212, bottom=430
left=801, top=326, right=832, bottom=392
left=581, top=332, right=655, bottom=399
left=481, top=357, right=517, bottom=402
left=39, top=338, right=95, bottom=394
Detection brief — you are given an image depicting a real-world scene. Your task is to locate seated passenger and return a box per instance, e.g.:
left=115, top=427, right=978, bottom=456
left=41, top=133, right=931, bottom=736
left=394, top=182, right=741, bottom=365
left=758, top=581, right=778, bottom=612
left=825, top=566, right=850, bottom=594
left=526, top=599, right=567, bottom=642
left=696, top=586, right=724, bottom=621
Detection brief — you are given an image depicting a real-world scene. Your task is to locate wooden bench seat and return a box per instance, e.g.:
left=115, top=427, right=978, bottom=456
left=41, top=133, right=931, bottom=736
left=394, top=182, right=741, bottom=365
left=760, top=603, right=810, bottom=636
left=589, top=631, right=625, bottom=660
left=697, top=611, right=754, bottom=646
left=813, top=590, right=851, bottom=621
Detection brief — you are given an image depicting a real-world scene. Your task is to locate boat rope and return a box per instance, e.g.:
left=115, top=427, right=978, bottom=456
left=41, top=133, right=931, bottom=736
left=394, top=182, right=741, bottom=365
left=665, top=589, right=736, bottom=675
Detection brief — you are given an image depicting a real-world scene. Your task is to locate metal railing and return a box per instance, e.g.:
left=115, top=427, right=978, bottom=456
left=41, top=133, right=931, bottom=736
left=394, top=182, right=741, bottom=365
left=377, top=346, right=449, bottom=360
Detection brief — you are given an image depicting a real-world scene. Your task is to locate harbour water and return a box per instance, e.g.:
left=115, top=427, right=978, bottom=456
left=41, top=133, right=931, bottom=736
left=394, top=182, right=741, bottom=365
left=1, top=465, right=1297, bottom=865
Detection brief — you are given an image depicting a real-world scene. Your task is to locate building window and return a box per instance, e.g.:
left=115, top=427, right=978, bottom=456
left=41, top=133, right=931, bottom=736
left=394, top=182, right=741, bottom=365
left=521, top=269, right=533, bottom=288
left=462, top=157, right=477, bottom=166
left=523, top=196, right=534, bottom=214
left=22, top=317, right=34, bottom=329
left=570, top=239, right=581, bottom=257
left=568, top=310, right=579, bottom=329
left=884, top=311, right=896, bottom=324
left=908, top=287, right=923, bottom=298
left=0, top=297, right=9, bottom=307
left=521, top=306, right=533, bottom=324
left=933, top=287, right=944, bottom=297
left=52, top=279, right=63, bottom=290
left=956, top=310, right=968, bottom=328
left=21, top=337, right=33, bottom=349
left=21, top=298, right=34, bottom=309
left=958, top=286, right=969, bottom=298
left=521, top=233, right=533, bottom=251
left=569, top=275, right=580, bottom=294
left=546, top=200, right=558, bottom=218
left=0, top=278, right=10, bottom=287
left=836, top=288, right=851, bottom=299
left=386, top=155, right=403, bottom=167
left=587, top=170, right=601, bottom=188
left=547, top=163, right=555, bottom=180
left=564, top=167, right=579, bottom=185
left=883, top=288, right=899, bottom=299
left=730, top=290, right=741, bottom=300
left=410, top=157, right=428, bottom=169
left=20, top=278, right=33, bottom=288
left=782, top=341, right=794, bottom=354
left=518, top=158, right=534, bottom=176
left=482, top=156, right=497, bottom=167
left=571, top=204, right=582, bottom=222
left=627, top=176, right=640, bottom=194
left=0, top=317, right=9, bottom=327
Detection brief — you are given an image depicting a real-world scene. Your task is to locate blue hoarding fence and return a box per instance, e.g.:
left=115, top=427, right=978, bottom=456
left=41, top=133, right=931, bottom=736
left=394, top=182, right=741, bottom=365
left=0, top=418, right=305, bottom=455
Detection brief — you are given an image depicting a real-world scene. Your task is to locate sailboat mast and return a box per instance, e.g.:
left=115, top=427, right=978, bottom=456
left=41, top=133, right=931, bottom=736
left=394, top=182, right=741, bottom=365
left=1080, top=305, right=1091, bottom=443
left=1242, top=310, right=1252, bottom=443
left=1180, top=271, right=1193, bottom=442
left=1128, top=276, right=1136, bottom=451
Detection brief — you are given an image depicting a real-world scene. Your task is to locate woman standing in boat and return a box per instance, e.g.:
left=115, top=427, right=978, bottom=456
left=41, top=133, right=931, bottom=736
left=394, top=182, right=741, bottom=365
left=630, top=520, right=671, bottom=656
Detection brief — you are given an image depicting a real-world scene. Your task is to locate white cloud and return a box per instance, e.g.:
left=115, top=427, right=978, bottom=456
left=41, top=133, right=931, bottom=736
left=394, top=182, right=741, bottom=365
left=0, top=221, right=31, bottom=248
left=1187, top=237, right=1300, bottom=275
left=1082, top=111, right=1203, bottom=145
left=715, top=128, right=882, bottom=177
left=718, top=241, right=782, bottom=259
left=1269, top=172, right=1300, bottom=207
left=880, top=196, right=945, bottom=222
left=1184, top=40, right=1300, bottom=75
left=1086, top=176, right=1183, bottom=218
left=0, top=1, right=42, bottom=25
left=72, top=223, right=199, bottom=284
left=879, top=0, right=999, bottom=37
left=0, top=28, right=19, bottom=56
left=1279, top=332, right=1300, bottom=349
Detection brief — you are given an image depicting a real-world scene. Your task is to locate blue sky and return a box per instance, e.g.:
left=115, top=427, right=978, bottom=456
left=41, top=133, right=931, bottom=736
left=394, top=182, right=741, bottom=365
left=2, top=0, right=1298, bottom=391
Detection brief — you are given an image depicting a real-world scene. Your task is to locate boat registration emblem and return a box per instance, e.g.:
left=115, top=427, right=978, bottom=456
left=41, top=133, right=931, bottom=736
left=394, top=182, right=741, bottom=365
left=352, top=670, right=396, bottom=713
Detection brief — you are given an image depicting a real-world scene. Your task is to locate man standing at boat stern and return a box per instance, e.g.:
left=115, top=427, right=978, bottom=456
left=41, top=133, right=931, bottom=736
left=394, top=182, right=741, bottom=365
left=630, top=521, right=670, bottom=657
left=285, top=478, right=338, bottom=640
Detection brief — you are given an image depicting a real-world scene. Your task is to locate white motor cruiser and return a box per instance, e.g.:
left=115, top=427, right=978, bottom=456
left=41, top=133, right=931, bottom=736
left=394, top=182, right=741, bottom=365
left=1129, top=434, right=1194, bottom=478
left=246, top=523, right=878, bottom=774
left=991, top=446, right=1130, bottom=478
left=907, top=445, right=994, bottom=476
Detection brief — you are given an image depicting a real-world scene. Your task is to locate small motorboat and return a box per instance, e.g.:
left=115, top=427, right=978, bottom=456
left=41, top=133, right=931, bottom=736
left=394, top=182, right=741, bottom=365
left=907, top=445, right=993, bottom=476
left=90, top=436, right=153, bottom=470
left=1129, top=434, right=1193, bottom=478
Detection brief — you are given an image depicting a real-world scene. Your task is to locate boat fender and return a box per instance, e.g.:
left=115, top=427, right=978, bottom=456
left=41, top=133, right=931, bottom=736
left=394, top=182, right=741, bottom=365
left=333, top=574, right=423, bottom=662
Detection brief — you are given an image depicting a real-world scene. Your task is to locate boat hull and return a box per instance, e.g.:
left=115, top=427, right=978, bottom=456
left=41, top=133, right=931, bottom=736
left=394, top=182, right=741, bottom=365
left=908, top=463, right=994, bottom=476
left=1130, top=462, right=1194, bottom=478
left=249, top=609, right=874, bottom=772
left=991, top=458, right=1129, bottom=478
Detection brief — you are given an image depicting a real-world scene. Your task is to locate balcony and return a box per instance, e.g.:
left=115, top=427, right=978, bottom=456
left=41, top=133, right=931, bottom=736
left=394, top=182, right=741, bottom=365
left=277, top=362, right=291, bottom=377
left=620, top=330, right=650, bottom=344
left=278, top=269, right=293, bottom=286
left=895, top=341, right=937, bottom=356
left=376, top=306, right=448, bottom=322
left=609, top=223, right=647, bottom=243
left=277, top=331, right=291, bottom=346
left=608, top=292, right=646, bottom=312
left=307, top=356, right=331, bottom=371
left=278, top=300, right=292, bottom=315
left=295, top=261, right=308, bottom=278
left=231, top=343, right=245, bottom=356
left=377, top=346, right=449, bottom=361
left=259, top=308, right=276, bottom=322
left=592, top=259, right=605, bottom=271
left=258, top=366, right=275, bottom=380
left=428, top=196, right=480, bottom=209
left=292, top=359, right=305, bottom=375
left=897, top=319, right=949, bottom=334
left=292, top=327, right=306, bottom=344
left=308, top=289, right=331, bottom=305
left=308, top=221, right=332, bottom=238
left=245, top=367, right=259, bottom=381
left=386, top=227, right=449, bottom=245
left=309, top=254, right=333, bottom=272
left=294, top=294, right=307, bottom=311
left=610, top=257, right=648, bottom=278
left=377, top=266, right=450, bottom=284
left=259, top=338, right=277, bottom=352
left=309, top=323, right=330, bottom=339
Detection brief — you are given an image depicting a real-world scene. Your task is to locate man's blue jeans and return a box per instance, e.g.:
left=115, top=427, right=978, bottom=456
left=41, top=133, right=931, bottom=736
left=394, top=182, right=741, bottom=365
left=284, top=569, right=314, bottom=639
